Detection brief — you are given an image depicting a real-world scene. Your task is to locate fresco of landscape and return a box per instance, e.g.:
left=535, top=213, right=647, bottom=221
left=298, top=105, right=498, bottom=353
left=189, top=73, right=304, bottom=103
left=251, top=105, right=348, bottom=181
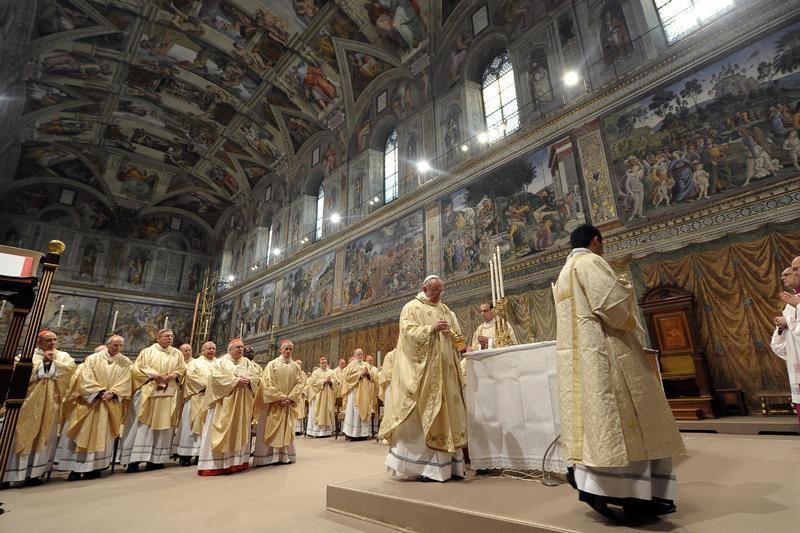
left=603, top=21, right=800, bottom=222
left=440, top=138, right=585, bottom=277
left=343, top=210, right=425, bottom=309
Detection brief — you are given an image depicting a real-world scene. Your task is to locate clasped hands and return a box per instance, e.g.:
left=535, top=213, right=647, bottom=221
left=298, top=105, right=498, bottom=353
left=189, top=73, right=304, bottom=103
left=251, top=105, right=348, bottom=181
left=779, top=291, right=800, bottom=307
left=237, top=377, right=251, bottom=387
left=152, top=373, right=178, bottom=386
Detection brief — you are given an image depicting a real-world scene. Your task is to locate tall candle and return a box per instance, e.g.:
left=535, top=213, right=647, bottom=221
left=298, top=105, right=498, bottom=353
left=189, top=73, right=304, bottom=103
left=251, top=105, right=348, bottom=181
left=492, top=253, right=501, bottom=301
left=57, top=304, right=64, bottom=328
left=239, top=322, right=244, bottom=338
left=164, top=316, right=169, bottom=330
left=0, top=299, right=6, bottom=317
left=111, top=310, right=118, bottom=331
left=489, top=259, right=496, bottom=306
left=496, top=246, right=505, bottom=298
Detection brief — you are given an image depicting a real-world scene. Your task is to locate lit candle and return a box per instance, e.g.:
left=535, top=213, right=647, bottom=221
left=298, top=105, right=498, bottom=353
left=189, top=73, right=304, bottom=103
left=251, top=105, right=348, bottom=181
left=57, top=304, right=64, bottom=328
left=164, top=316, right=169, bottom=330
left=111, top=310, right=118, bottom=331
left=489, top=259, right=496, bottom=307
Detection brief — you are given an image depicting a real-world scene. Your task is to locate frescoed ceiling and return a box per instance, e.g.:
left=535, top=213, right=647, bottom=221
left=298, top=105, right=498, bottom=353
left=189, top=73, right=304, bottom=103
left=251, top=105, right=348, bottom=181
left=6, top=0, right=432, bottom=247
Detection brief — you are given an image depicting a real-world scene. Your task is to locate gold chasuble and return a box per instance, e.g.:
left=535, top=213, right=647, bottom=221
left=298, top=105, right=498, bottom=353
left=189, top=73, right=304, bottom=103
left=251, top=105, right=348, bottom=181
left=15, top=349, right=76, bottom=454
left=308, top=367, right=337, bottom=427
left=185, top=356, right=216, bottom=435
left=554, top=250, right=685, bottom=468
left=63, top=350, right=132, bottom=453
left=205, top=354, right=261, bottom=454
left=378, top=293, right=467, bottom=454
left=257, top=356, right=305, bottom=448
left=343, top=359, right=373, bottom=422
left=131, top=344, right=186, bottom=430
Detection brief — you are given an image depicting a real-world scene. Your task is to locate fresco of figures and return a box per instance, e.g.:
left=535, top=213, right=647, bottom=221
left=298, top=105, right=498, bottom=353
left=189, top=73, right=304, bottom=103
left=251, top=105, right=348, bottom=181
left=232, top=281, right=276, bottom=338
left=344, top=211, right=425, bottom=309
left=111, top=301, right=193, bottom=353
left=279, top=251, right=335, bottom=327
left=441, top=137, right=585, bottom=277
left=41, top=294, right=97, bottom=349
left=210, top=300, right=233, bottom=347
left=603, top=21, right=800, bottom=222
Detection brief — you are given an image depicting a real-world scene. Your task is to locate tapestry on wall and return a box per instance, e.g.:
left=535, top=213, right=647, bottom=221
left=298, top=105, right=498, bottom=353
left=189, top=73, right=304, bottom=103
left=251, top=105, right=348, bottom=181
left=440, top=137, right=585, bottom=277
left=279, top=251, right=335, bottom=327
left=343, top=210, right=425, bottom=309
left=604, top=21, right=800, bottom=222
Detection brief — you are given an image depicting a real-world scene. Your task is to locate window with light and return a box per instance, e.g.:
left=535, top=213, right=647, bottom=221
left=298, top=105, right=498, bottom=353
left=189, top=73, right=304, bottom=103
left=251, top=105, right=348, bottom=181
left=655, top=0, right=735, bottom=44
left=481, top=51, right=519, bottom=144
left=315, top=185, right=324, bottom=241
left=384, top=130, right=399, bottom=203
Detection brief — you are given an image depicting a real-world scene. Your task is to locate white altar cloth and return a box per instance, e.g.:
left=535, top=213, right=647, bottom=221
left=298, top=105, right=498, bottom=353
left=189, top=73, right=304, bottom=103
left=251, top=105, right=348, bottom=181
left=464, top=341, right=567, bottom=473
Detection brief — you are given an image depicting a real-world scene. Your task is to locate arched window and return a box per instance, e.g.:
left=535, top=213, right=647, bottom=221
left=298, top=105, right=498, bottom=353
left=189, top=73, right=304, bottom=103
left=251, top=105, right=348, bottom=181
left=655, top=0, right=734, bottom=44
left=481, top=51, right=519, bottom=144
left=315, top=184, right=324, bottom=241
left=384, top=130, right=399, bottom=203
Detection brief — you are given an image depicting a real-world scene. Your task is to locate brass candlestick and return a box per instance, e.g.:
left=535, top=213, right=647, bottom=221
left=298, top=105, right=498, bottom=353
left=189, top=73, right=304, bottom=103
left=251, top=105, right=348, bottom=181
left=494, top=297, right=513, bottom=348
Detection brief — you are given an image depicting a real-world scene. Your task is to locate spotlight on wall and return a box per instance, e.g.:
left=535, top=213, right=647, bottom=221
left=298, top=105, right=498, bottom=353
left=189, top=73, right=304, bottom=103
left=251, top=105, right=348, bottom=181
left=369, top=200, right=375, bottom=206
left=330, top=213, right=341, bottom=223
left=373, top=196, right=380, bottom=202
left=227, top=274, right=235, bottom=282
left=563, top=70, right=581, bottom=87
left=416, top=160, right=430, bottom=173
left=273, top=248, right=281, bottom=256
left=302, top=237, right=309, bottom=243
left=460, top=144, right=469, bottom=152
left=477, top=132, right=488, bottom=144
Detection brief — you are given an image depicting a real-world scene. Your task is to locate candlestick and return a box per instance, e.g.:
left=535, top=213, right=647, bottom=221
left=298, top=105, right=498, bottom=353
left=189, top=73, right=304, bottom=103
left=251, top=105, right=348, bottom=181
left=57, top=304, right=64, bottom=328
left=489, top=259, right=496, bottom=306
left=111, top=310, right=118, bottom=331
left=164, top=316, right=169, bottom=330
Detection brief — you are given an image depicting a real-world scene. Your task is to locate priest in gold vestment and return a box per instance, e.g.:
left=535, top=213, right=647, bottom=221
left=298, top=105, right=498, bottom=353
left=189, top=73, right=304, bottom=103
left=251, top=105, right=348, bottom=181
left=378, top=350, right=395, bottom=405
left=253, top=340, right=305, bottom=465
left=333, top=358, right=347, bottom=399
left=293, top=358, right=308, bottom=435
left=175, top=341, right=217, bottom=466
left=378, top=275, right=467, bottom=482
left=120, top=329, right=186, bottom=472
left=555, top=225, right=685, bottom=520
left=197, top=339, right=261, bottom=476
left=305, top=356, right=337, bottom=437
left=3, top=330, right=76, bottom=485
left=470, top=302, right=518, bottom=350
left=55, top=335, right=131, bottom=480
left=342, top=348, right=373, bottom=439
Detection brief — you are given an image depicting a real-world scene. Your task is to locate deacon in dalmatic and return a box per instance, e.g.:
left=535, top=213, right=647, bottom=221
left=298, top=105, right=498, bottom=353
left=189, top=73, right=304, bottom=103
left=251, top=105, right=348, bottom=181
left=305, top=356, right=338, bottom=437
left=341, top=348, right=373, bottom=439
left=253, top=340, right=305, bottom=465
left=120, top=328, right=186, bottom=472
left=555, top=224, right=685, bottom=520
left=379, top=275, right=467, bottom=482
left=197, top=339, right=261, bottom=476
left=55, top=335, right=131, bottom=480
left=175, top=341, right=217, bottom=466
left=3, top=330, right=76, bottom=485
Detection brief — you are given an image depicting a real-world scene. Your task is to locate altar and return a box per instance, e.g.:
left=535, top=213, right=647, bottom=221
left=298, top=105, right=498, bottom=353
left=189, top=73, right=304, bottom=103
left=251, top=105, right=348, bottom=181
left=464, top=340, right=567, bottom=473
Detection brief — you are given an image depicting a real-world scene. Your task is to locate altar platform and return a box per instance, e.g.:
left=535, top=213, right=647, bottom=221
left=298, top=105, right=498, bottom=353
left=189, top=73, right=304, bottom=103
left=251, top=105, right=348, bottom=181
left=327, top=432, right=800, bottom=532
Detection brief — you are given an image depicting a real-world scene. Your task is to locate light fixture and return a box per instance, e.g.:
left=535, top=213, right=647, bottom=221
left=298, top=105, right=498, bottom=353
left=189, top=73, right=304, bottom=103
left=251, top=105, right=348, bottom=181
left=330, top=213, right=341, bottom=223
left=227, top=275, right=235, bottom=282
left=273, top=248, right=281, bottom=256
left=369, top=200, right=374, bottom=206
left=373, top=196, right=380, bottom=202
left=302, top=237, right=309, bottom=243
left=460, top=144, right=469, bottom=152
left=563, top=70, right=580, bottom=87
left=416, top=160, right=430, bottom=173
left=477, top=132, right=488, bottom=144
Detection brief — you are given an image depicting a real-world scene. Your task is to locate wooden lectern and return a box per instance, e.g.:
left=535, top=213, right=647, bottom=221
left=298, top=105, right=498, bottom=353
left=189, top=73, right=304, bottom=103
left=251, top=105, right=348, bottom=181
left=639, top=285, right=717, bottom=420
